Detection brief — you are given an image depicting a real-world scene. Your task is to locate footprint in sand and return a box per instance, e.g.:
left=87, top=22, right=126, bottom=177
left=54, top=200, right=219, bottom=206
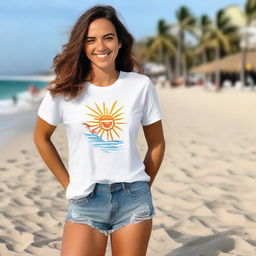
left=22, top=162, right=33, bottom=167
left=6, top=159, right=17, bottom=163
left=37, top=169, right=47, bottom=174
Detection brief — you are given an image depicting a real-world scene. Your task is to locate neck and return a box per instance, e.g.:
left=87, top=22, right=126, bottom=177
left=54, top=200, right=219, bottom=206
left=88, top=67, right=120, bottom=87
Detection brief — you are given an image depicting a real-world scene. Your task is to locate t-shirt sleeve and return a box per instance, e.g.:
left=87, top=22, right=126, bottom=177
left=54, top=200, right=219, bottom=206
left=141, top=78, right=163, bottom=126
left=37, top=90, right=63, bottom=126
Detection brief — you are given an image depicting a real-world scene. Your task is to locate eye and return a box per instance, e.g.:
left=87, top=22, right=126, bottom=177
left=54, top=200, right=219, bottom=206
left=105, top=37, right=113, bottom=40
left=86, top=39, right=94, bottom=43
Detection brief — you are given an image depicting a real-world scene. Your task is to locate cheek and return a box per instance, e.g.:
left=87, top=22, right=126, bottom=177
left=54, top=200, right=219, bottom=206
left=84, top=47, right=92, bottom=58
left=113, top=42, right=121, bottom=53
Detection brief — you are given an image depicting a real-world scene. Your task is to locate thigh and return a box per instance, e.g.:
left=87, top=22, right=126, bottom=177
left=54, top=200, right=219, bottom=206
left=111, top=218, right=153, bottom=256
left=61, top=221, right=108, bottom=256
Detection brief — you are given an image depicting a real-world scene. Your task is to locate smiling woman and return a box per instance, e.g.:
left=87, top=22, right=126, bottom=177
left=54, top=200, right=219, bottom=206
left=47, top=5, right=142, bottom=100
left=33, top=4, right=165, bottom=256
left=84, top=18, right=122, bottom=84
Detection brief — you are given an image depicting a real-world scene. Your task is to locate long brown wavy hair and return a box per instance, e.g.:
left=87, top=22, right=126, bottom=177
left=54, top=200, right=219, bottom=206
left=48, top=4, right=143, bottom=100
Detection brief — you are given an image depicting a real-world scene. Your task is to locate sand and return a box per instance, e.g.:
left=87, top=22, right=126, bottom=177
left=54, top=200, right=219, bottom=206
left=0, top=85, right=256, bottom=255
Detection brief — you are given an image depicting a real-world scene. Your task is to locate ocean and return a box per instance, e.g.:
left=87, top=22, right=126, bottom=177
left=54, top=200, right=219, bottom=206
left=0, top=80, right=47, bottom=100
left=0, top=77, right=50, bottom=114
left=0, top=76, right=52, bottom=151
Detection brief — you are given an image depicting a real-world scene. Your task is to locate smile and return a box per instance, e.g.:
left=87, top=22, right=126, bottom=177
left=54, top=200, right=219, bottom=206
left=94, top=52, right=110, bottom=58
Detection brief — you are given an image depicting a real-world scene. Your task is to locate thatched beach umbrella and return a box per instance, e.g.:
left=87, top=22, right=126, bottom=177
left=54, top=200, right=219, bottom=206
left=190, top=51, right=256, bottom=74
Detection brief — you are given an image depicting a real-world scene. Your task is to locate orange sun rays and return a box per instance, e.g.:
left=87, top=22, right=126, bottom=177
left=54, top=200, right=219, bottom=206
left=85, top=101, right=127, bottom=141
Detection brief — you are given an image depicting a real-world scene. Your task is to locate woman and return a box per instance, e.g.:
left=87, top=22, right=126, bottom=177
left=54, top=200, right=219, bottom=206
left=33, top=4, right=165, bottom=256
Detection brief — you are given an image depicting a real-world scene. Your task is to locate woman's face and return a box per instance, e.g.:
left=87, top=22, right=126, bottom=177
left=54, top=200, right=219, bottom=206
left=84, top=18, right=122, bottom=71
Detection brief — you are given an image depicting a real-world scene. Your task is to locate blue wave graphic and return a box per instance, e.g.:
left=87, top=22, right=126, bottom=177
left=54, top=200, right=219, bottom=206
left=84, top=133, right=124, bottom=153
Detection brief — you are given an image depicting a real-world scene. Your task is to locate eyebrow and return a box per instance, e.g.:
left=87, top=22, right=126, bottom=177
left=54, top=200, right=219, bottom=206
left=85, top=33, right=115, bottom=39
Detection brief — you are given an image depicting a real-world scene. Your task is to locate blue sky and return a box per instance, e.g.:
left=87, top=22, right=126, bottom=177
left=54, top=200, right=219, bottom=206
left=0, top=0, right=245, bottom=75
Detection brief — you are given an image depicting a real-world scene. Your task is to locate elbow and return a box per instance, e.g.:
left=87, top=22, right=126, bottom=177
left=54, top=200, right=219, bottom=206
left=148, top=138, right=166, bottom=151
left=158, top=138, right=166, bottom=153
left=33, top=131, right=50, bottom=147
left=33, top=134, right=42, bottom=147
left=159, top=137, right=166, bottom=149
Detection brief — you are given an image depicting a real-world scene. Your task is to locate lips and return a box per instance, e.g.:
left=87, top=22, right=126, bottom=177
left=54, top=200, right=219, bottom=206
left=94, top=52, right=110, bottom=58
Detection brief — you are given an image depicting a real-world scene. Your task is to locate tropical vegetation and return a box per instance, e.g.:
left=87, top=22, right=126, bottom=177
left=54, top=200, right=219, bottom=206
left=135, top=0, right=256, bottom=87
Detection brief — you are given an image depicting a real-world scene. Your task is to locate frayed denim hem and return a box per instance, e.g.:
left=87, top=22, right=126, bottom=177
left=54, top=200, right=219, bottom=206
left=108, top=212, right=155, bottom=235
left=65, top=219, right=109, bottom=236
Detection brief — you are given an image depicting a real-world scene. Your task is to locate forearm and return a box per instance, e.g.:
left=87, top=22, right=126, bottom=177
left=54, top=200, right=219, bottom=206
left=143, top=143, right=165, bottom=187
left=34, top=139, right=70, bottom=190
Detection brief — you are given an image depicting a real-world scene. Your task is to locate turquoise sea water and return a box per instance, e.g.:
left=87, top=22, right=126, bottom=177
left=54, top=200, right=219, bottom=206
left=0, top=80, right=48, bottom=100
left=0, top=78, right=49, bottom=151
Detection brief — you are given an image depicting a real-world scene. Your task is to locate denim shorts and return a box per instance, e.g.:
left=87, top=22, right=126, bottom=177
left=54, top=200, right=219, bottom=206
left=65, top=181, right=155, bottom=236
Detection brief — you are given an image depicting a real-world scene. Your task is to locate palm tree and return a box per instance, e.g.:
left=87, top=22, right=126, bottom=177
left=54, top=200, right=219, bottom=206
left=245, top=0, right=256, bottom=22
left=139, top=19, right=177, bottom=80
left=241, top=0, right=256, bottom=87
left=197, top=15, right=212, bottom=65
left=134, top=39, right=153, bottom=64
left=174, top=6, right=196, bottom=79
left=193, top=15, right=212, bottom=85
left=183, top=42, right=198, bottom=84
left=207, top=9, right=238, bottom=90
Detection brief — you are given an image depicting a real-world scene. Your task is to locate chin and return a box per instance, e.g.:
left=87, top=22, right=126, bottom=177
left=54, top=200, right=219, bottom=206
left=92, top=62, right=115, bottom=70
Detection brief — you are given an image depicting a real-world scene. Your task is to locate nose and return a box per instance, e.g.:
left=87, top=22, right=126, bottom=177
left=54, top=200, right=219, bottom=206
left=95, top=39, right=106, bottom=52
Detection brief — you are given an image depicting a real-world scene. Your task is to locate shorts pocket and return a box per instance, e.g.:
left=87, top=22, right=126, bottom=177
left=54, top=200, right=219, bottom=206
left=125, top=181, right=150, bottom=197
left=69, top=195, right=90, bottom=206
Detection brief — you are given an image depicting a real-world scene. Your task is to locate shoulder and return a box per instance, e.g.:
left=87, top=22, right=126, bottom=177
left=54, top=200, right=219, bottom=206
left=122, top=71, right=150, bottom=81
left=45, top=89, right=67, bottom=101
left=40, top=89, right=67, bottom=107
left=121, top=71, right=151, bottom=88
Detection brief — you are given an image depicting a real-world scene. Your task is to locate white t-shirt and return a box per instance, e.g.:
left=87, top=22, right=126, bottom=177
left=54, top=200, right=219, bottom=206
left=37, top=71, right=163, bottom=200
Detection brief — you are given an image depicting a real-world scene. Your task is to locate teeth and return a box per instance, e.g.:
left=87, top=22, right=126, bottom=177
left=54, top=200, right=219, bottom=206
left=95, top=53, right=109, bottom=58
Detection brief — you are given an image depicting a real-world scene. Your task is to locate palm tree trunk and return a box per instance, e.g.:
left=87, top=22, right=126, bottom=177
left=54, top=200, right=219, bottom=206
left=159, top=43, right=163, bottom=65
left=175, top=30, right=182, bottom=78
left=202, top=50, right=207, bottom=88
left=240, top=48, right=247, bottom=88
left=180, top=31, right=185, bottom=78
left=164, top=54, right=172, bottom=81
left=183, top=54, right=187, bottom=85
left=240, top=33, right=248, bottom=89
left=215, top=46, right=221, bottom=91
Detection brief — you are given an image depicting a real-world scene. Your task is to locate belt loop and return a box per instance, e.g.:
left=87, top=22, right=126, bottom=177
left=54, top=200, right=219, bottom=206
left=90, top=184, right=96, bottom=197
left=122, top=182, right=126, bottom=191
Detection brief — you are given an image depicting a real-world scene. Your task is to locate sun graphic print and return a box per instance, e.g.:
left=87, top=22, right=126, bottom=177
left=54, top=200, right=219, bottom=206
left=82, top=100, right=127, bottom=153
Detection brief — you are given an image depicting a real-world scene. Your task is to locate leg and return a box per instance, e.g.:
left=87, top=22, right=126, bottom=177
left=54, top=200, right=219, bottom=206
left=61, top=220, right=108, bottom=256
left=111, top=219, right=153, bottom=256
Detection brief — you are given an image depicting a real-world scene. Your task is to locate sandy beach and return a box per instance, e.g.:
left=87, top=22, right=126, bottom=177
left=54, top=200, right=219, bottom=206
left=0, top=85, right=256, bottom=255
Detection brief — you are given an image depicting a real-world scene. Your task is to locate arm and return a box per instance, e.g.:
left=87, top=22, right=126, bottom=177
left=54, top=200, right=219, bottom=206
left=142, top=120, right=165, bottom=188
left=33, top=117, right=70, bottom=190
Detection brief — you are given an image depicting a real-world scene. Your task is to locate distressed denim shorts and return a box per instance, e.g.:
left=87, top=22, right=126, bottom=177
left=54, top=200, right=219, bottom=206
left=65, top=181, right=155, bottom=236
